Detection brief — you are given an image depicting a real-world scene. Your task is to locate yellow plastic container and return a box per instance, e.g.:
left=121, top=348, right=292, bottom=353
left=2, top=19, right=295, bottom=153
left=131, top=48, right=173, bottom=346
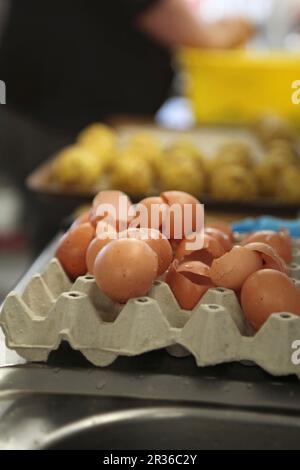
left=180, top=49, right=300, bottom=127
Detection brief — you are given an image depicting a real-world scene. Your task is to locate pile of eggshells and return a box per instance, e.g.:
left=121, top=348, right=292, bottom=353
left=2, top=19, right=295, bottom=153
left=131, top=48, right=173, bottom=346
left=56, top=190, right=300, bottom=332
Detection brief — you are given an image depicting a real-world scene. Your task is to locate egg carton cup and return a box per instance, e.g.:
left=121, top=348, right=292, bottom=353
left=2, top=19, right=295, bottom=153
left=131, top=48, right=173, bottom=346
left=1, top=251, right=300, bottom=379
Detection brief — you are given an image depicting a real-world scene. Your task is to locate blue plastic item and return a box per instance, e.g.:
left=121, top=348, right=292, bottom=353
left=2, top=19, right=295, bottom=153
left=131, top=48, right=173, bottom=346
left=232, top=216, right=300, bottom=238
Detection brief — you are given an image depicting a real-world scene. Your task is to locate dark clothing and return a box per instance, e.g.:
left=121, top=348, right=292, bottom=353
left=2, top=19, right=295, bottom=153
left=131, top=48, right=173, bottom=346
left=0, top=0, right=173, bottom=134
left=0, top=0, right=173, bottom=250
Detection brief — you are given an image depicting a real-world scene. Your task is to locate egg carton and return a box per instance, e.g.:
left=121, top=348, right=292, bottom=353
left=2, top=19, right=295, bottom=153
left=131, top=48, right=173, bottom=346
left=1, top=245, right=300, bottom=379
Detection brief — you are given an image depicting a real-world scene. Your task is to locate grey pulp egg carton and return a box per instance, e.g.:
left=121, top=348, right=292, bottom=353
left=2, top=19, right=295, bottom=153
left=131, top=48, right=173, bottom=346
left=1, top=240, right=300, bottom=378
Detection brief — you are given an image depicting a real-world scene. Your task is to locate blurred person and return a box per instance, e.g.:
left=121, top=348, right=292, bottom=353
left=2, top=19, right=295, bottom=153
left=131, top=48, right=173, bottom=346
left=0, top=0, right=252, bottom=247
left=0, top=0, right=252, bottom=145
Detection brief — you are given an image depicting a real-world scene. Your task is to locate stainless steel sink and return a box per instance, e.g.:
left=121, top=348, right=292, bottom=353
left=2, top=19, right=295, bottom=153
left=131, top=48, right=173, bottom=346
left=1, top=354, right=300, bottom=450
left=39, top=406, right=300, bottom=450
left=1, top=391, right=300, bottom=450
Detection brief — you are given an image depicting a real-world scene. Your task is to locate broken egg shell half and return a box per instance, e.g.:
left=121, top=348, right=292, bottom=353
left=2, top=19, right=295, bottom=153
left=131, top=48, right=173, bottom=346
left=205, top=222, right=234, bottom=243
left=244, top=242, right=288, bottom=275
left=160, top=190, right=203, bottom=240
left=71, top=210, right=91, bottom=230
left=166, top=260, right=211, bottom=310
left=204, top=227, right=233, bottom=252
left=210, top=245, right=263, bottom=291
left=175, top=233, right=225, bottom=266
left=241, top=230, right=292, bottom=264
left=132, top=196, right=169, bottom=231
left=90, top=190, right=133, bottom=232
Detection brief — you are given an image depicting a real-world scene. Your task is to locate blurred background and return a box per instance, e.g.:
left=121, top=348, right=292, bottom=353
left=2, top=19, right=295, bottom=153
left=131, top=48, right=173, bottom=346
left=0, top=0, right=300, bottom=300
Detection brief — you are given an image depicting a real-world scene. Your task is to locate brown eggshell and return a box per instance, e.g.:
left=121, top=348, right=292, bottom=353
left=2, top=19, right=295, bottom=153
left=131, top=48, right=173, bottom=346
left=119, top=228, right=173, bottom=276
left=95, top=220, right=117, bottom=238
left=56, top=223, right=95, bottom=279
left=166, top=260, right=210, bottom=310
left=94, top=238, right=158, bottom=303
left=160, top=190, right=203, bottom=240
left=204, top=228, right=233, bottom=252
left=90, top=190, right=133, bottom=232
left=133, top=197, right=169, bottom=231
left=161, top=190, right=200, bottom=207
left=175, top=233, right=225, bottom=266
left=210, top=246, right=263, bottom=291
left=176, top=261, right=213, bottom=286
left=244, top=242, right=288, bottom=274
left=71, top=210, right=91, bottom=229
left=241, top=269, right=300, bottom=331
left=93, top=190, right=132, bottom=209
left=86, top=234, right=115, bottom=274
left=206, top=222, right=234, bottom=242
left=241, top=230, right=292, bottom=263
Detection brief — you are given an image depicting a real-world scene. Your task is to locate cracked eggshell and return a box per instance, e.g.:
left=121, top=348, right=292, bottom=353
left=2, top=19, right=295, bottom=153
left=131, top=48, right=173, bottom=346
left=176, top=260, right=213, bottom=286
left=210, top=246, right=263, bottom=291
left=160, top=190, right=203, bottom=239
left=90, top=190, right=133, bottom=232
left=241, top=230, right=292, bottom=263
left=205, top=222, right=234, bottom=242
left=133, top=196, right=169, bottom=230
left=244, top=242, right=288, bottom=274
left=71, top=210, right=91, bottom=229
left=176, top=233, right=225, bottom=266
left=204, top=228, right=233, bottom=252
left=166, top=260, right=211, bottom=310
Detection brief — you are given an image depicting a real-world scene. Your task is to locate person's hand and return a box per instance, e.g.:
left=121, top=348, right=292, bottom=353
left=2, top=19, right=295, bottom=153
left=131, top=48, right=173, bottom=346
left=202, top=18, right=254, bottom=49
left=137, top=0, right=254, bottom=50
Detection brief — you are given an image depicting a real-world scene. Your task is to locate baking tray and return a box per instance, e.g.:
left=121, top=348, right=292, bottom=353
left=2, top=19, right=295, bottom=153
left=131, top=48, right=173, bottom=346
left=26, top=124, right=300, bottom=216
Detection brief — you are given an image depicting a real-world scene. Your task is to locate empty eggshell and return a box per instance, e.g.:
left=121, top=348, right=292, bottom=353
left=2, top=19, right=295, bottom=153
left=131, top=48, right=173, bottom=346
left=244, top=242, right=288, bottom=274
left=176, top=233, right=225, bottom=266
left=241, top=269, right=300, bottom=331
left=210, top=246, right=263, bottom=291
left=241, top=230, right=292, bottom=263
left=176, top=261, right=213, bottom=286
left=90, top=190, right=133, bottom=232
left=204, top=227, right=233, bottom=252
left=133, top=196, right=169, bottom=231
left=94, top=238, right=158, bottom=303
left=92, top=190, right=132, bottom=210
left=206, top=222, right=234, bottom=242
left=160, top=190, right=203, bottom=240
left=161, top=190, right=200, bottom=208
left=71, top=210, right=91, bottom=229
left=166, top=260, right=210, bottom=310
